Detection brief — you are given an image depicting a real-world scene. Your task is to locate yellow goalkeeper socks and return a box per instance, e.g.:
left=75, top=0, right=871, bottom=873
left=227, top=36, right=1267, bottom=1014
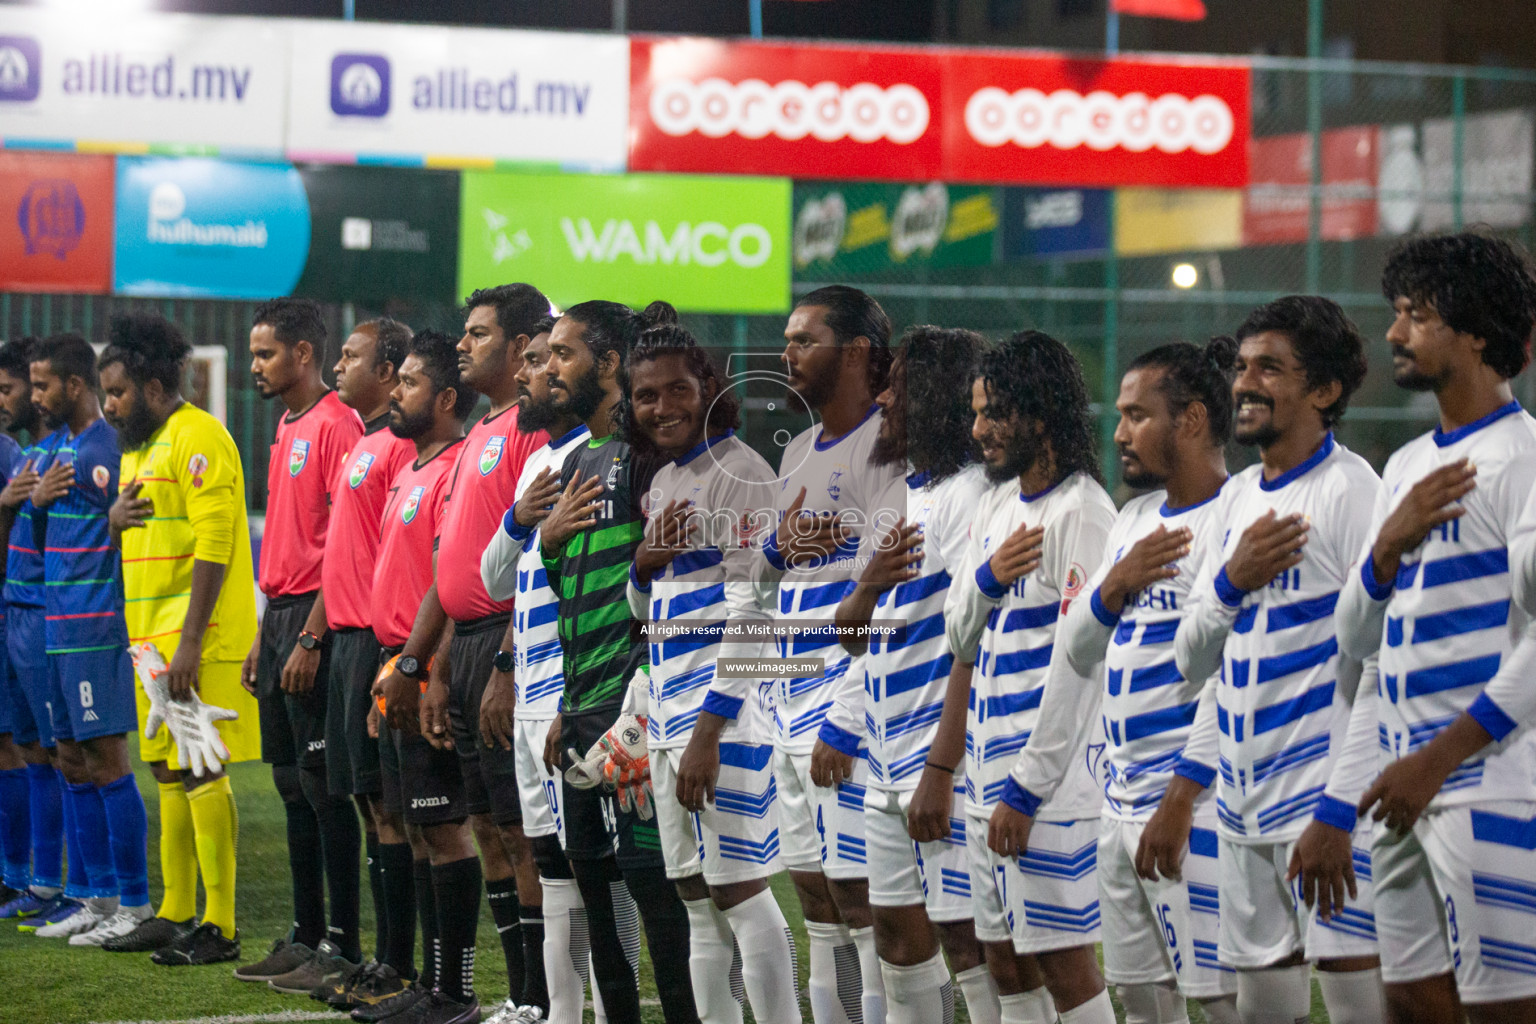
left=157, top=781, right=197, bottom=923
left=188, top=775, right=238, bottom=936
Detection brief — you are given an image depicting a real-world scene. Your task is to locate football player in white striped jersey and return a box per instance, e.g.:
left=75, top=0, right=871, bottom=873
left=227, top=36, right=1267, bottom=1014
left=947, top=332, right=1118, bottom=1024
left=1058, top=339, right=1240, bottom=1024
left=820, top=328, right=998, bottom=1024
left=1171, top=296, right=1384, bottom=1024
left=623, top=323, right=802, bottom=1024
left=1325, top=233, right=1536, bottom=1024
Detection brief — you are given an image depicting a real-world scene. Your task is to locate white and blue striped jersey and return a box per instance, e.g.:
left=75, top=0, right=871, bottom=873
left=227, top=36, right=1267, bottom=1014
left=627, top=432, right=778, bottom=750
left=480, top=424, right=590, bottom=719
left=945, top=471, right=1116, bottom=821
left=1060, top=486, right=1227, bottom=822
left=820, top=463, right=991, bottom=791
left=1334, top=402, right=1536, bottom=816
left=756, top=405, right=903, bottom=753
left=1175, top=434, right=1381, bottom=842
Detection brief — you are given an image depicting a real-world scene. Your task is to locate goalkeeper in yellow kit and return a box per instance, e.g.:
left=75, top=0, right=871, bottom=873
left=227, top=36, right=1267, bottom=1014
left=99, top=313, right=260, bottom=964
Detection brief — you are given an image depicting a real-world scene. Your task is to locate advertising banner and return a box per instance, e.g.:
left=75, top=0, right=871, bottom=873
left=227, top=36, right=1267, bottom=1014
left=942, top=51, right=1249, bottom=188
left=294, top=165, right=460, bottom=307
left=1114, top=187, right=1242, bottom=256
left=1244, top=126, right=1379, bottom=244
left=1420, top=108, right=1533, bottom=231
left=0, top=151, right=113, bottom=292
left=459, top=172, right=791, bottom=314
left=1001, top=187, right=1111, bottom=259
left=113, top=156, right=311, bottom=298
left=792, top=181, right=997, bottom=276
left=629, top=37, right=945, bottom=182
left=0, top=9, right=287, bottom=154
left=286, top=21, right=629, bottom=170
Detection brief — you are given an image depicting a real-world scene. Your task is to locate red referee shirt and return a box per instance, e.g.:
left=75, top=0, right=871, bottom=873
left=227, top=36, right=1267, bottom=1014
left=259, top=391, right=363, bottom=600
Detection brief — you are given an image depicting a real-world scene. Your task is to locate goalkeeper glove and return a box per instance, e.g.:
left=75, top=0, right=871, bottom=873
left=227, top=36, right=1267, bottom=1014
left=565, top=713, right=654, bottom=820
left=134, top=642, right=238, bottom=779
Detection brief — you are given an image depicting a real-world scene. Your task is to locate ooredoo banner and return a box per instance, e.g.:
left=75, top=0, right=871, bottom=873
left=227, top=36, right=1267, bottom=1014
left=0, top=151, right=113, bottom=293
left=286, top=21, right=630, bottom=170
left=114, top=156, right=311, bottom=298
left=942, top=51, right=1249, bottom=188
left=458, top=171, right=791, bottom=314
left=629, top=37, right=945, bottom=181
left=0, top=9, right=287, bottom=155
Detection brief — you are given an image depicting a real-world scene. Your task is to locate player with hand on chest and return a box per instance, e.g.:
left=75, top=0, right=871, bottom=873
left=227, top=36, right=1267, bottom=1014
left=1172, top=297, right=1384, bottom=1024
left=945, top=331, right=1117, bottom=1024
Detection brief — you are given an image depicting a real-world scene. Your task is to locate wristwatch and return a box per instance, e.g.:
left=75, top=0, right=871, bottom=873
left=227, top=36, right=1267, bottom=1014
left=492, top=649, right=515, bottom=673
left=297, top=630, right=324, bottom=651
left=397, top=655, right=427, bottom=680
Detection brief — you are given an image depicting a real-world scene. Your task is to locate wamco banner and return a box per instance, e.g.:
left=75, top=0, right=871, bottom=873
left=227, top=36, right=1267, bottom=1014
left=0, top=9, right=287, bottom=155
left=458, top=171, right=791, bottom=314
left=286, top=21, right=629, bottom=170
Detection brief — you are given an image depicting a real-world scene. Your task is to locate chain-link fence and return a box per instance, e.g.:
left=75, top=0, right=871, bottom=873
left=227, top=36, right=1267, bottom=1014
left=3, top=55, right=1535, bottom=508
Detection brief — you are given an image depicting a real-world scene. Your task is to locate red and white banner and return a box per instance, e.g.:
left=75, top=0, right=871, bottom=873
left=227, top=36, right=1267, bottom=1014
left=1244, top=127, right=1379, bottom=244
left=941, top=51, right=1249, bottom=188
left=629, top=38, right=944, bottom=181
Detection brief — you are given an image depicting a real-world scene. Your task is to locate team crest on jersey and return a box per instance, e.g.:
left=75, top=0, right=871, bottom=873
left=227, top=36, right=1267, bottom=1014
left=479, top=435, right=506, bottom=476
left=827, top=466, right=846, bottom=501
left=91, top=465, right=109, bottom=491
left=349, top=452, right=375, bottom=489
left=289, top=439, right=310, bottom=477
left=401, top=485, right=425, bottom=524
left=606, top=457, right=621, bottom=488
left=187, top=454, right=208, bottom=488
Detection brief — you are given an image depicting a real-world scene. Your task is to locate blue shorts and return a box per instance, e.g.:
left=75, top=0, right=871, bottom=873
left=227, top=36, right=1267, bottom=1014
left=7, top=604, right=49, bottom=748
left=48, top=645, right=135, bottom=744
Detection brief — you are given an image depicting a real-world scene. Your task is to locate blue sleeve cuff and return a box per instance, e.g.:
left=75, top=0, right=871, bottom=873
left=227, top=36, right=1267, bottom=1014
left=1468, top=692, right=1519, bottom=743
left=1314, top=794, right=1359, bottom=832
left=762, top=530, right=787, bottom=572
left=817, top=721, right=862, bottom=756
left=629, top=562, right=652, bottom=594
left=975, top=560, right=1008, bottom=600
left=502, top=507, right=534, bottom=545
left=999, top=776, right=1044, bottom=817
left=701, top=691, right=743, bottom=721
left=1090, top=586, right=1120, bottom=627
left=1360, top=554, right=1395, bottom=602
left=1173, top=757, right=1216, bottom=789
left=1213, top=566, right=1248, bottom=609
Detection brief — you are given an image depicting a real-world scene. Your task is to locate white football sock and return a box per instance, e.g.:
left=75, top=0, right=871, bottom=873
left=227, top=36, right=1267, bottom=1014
left=955, top=964, right=1002, bottom=1024
left=1236, top=964, right=1312, bottom=1024
left=1198, top=993, right=1240, bottom=1024
left=1316, top=967, right=1385, bottom=1024
left=540, top=878, right=586, bottom=1024
left=879, top=952, right=953, bottom=1024
left=1059, top=988, right=1116, bottom=1024
left=721, top=887, right=802, bottom=1024
left=998, top=986, right=1056, bottom=1024
left=1118, top=981, right=1190, bottom=1024
left=805, top=920, right=859, bottom=1024
left=684, top=897, right=745, bottom=1024
left=849, top=925, right=886, bottom=1024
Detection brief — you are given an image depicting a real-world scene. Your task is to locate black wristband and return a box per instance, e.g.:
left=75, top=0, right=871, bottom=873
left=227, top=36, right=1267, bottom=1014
left=924, top=760, right=955, bottom=774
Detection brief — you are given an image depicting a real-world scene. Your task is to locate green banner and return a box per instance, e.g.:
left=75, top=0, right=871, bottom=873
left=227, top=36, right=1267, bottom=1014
left=792, top=181, right=999, bottom=277
left=458, top=172, right=792, bottom=314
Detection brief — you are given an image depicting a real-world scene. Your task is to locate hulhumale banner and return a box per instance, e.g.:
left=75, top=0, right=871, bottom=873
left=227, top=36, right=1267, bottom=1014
left=458, top=171, right=791, bottom=314
left=793, top=181, right=998, bottom=276
left=286, top=21, right=630, bottom=170
left=113, top=156, right=310, bottom=298
left=0, top=9, right=287, bottom=155
left=0, top=150, right=114, bottom=293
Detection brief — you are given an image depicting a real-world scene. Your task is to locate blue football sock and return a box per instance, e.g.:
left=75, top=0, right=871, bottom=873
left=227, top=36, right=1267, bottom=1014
left=0, top=767, right=29, bottom=889
left=99, top=775, right=149, bottom=907
left=27, top=763, right=62, bottom=891
left=65, top=781, right=118, bottom=899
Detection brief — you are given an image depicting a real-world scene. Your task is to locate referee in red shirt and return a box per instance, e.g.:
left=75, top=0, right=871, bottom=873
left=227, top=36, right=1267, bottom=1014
left=237, top=299, right=366, bottom=983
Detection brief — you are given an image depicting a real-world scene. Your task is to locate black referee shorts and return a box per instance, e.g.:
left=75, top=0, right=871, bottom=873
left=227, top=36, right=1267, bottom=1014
left=447, top=613, right=522, bottom=827
left=256, top=592, right=330, bottom=770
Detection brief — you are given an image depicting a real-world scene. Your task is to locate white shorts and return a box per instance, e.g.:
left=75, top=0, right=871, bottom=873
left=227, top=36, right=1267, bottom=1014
left=1099, top=816, right=1236, bottom=999
left=651, top=743, right=781, bottom=886
left=1374, top=801, right=1536, bottom=1004
left=968, top=811, right=1102, bottom=954
left=773, top=746, right=869, bottom=879
left=1217, top=823, right=1378, bottom=969
left=515, top=715, right=563, bottom=841
left=865, top=783, right=972, bottom=923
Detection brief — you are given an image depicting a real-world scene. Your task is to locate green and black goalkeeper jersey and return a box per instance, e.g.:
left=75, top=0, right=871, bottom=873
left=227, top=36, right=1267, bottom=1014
left=544, top=434, right=656, bottom=717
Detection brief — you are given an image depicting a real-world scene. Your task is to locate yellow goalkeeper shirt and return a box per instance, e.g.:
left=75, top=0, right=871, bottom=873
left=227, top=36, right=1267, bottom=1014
left=120, top=402, right=258, bottom=663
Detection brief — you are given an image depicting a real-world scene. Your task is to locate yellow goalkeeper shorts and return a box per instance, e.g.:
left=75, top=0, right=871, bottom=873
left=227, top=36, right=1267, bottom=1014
left=136, top=660, right=261, bottom=770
